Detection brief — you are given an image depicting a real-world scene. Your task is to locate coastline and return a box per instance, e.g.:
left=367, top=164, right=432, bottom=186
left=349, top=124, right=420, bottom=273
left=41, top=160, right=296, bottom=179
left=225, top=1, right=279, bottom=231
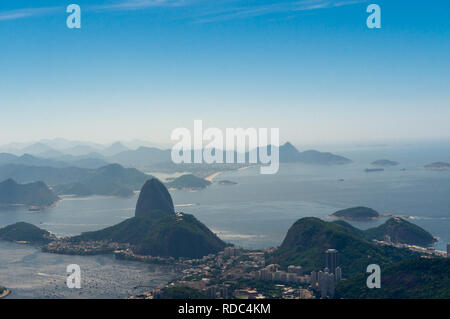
left=329, top=214, right=390, bottom=222
left=204, top=165, right=253, bottom=182
left=204, top=171, right=223, bottom=182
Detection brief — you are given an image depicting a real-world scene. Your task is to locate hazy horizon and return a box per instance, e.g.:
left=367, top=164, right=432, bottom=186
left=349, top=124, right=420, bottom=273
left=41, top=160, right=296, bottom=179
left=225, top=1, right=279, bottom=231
left=1, top=136, right=450, bottom=157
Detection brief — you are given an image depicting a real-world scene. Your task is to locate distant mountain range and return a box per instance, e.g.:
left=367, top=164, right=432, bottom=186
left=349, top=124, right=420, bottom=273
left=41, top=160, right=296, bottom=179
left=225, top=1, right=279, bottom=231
left=0, top=179, right=58, bottom=207
left=0, top=152, right=108, bottom=169
left=0, top=139, right=168, bottom=157
left=109, top=147, right=172, bottom=167
left=6, top=140, right=447, bottom=172
left=0, top=164, right=91, bottom=185
left=190, top=142, right=352, bottom=165
left=0, top=141, right=352, bottom=170
left=0, top=153, right=69, bottom=168
left=277, top=142, right=352, bottom=165
left=53, top=164, right=150, bottom=197
left=0, top=163, right=149, bottom=197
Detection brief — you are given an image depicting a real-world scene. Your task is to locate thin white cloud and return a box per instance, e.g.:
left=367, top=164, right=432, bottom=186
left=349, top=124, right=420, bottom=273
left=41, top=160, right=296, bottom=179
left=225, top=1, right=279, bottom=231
left=192, top=0, right=367, bottom=24
left=90, top=0, right=192, bottom=11
left=0, top=1, right=186, bottom=21
left=0, top=0, right=366, bottom=23
left=0, top=7, right=61, bottom=21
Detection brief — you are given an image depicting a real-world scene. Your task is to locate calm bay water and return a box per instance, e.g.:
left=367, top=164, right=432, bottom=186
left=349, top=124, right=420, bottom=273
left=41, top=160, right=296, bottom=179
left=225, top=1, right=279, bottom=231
left=0, top=241, right=176, bottom=299
left=0, top=143, right=449, bottom=298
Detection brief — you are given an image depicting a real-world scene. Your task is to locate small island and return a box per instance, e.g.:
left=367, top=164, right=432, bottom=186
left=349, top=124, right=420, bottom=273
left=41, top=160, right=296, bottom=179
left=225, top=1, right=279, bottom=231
left=0, top=222, right=56, bottom=244
left=423, top=162, right=450, bottom=170
left=331, top=206, right=381, bottom=221
left=371, top=159, right=399, bottom=167
left=166, top=174, right=212, bottom=190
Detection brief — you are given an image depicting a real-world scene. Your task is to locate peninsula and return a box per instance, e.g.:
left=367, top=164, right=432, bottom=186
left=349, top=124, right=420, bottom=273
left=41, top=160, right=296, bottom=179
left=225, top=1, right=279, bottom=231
left=0, top=178, right=58, bottom=208
left=424, top=162, right=450, bottom=170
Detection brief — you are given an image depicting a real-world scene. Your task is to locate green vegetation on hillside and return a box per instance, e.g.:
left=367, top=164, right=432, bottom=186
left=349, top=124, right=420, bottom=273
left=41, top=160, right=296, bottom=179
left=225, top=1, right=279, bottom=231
left=364, top=217, right=436, bottom=246
left=71, top=178, right=226, bottom=258
left=269, top=217, right=418, bottom=277
left=333, top=216, right=436, bottom=247
left=335, top=258, right=450, bottom=299
left=73, top=211, right=226, bottom=258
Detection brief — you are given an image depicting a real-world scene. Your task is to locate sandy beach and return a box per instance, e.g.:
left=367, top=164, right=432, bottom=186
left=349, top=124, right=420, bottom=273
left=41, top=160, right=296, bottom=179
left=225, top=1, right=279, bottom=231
left=205, top=166, right=253, bottom=182
left=204, top=171, right=223, bottom=182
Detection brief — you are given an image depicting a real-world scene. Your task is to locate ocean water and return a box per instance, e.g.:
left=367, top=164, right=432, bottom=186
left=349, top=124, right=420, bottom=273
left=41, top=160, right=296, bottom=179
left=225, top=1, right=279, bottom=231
left=176, top=162, right=450, bottom=250
left=0, top=143, right=449, bottom=297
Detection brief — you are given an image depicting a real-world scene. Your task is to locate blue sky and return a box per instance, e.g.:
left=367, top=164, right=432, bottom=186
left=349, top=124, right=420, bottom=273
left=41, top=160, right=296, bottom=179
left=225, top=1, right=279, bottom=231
left=0, top=0, right=449, bottom=145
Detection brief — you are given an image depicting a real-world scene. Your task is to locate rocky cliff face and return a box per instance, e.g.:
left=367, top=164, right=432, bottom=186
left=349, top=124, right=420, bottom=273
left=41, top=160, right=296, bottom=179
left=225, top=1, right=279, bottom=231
left=135, top=178, right=175, bottom=218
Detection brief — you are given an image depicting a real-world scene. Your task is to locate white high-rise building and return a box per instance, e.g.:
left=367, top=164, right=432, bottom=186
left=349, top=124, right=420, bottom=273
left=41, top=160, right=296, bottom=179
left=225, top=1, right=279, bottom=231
left=223, top=246, right=241, bottom=258
left=288, top=265, right=303, bottom=275
left=325, top=249, right=338, bottom=275
left=335, top=266, right=342, bottom=281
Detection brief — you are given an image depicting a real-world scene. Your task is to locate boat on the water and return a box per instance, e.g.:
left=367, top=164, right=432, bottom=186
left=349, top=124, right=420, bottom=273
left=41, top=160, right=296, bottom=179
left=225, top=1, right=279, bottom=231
left=364, top=168, right=384, bottom=173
